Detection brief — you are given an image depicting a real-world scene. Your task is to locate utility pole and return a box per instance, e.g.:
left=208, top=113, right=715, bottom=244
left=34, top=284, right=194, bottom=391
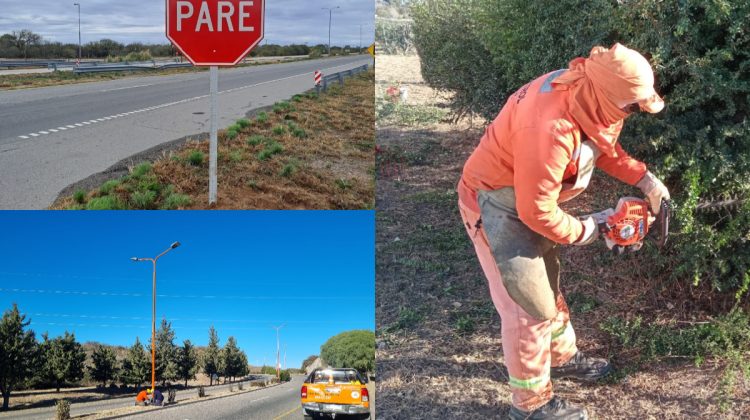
left=272, top=324, right=285, bottom=380
left=73, top=3, right=81, bottom=63
left=359, top=25, right=362, bottom=53
left=322, top=6, right=340, bottom=56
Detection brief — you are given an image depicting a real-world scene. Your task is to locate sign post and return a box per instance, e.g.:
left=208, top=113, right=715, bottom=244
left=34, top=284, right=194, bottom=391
left=166, top=0, right=265, bottom=205
left=209, top=66, right=218, bottom=203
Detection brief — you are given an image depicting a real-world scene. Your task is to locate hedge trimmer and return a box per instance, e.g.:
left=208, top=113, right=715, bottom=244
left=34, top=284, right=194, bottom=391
left=594, top=195, right=746, bottom=255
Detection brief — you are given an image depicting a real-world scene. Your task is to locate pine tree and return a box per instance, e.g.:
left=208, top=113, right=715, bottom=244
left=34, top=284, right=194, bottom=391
left=121, top=337, right=149, bottom=389
left=176, top=340, right=198, bottom=387
left=0, top=304, right=38, bottom=410
left=153, top=318, right=178, bottom=386
left=202, top=326, right=220, bottom=386
left=90, top=345, right=117, bottom=387
left=221, top=336, right=243, bottom=382
left=39, top=332, right=86, bottom=392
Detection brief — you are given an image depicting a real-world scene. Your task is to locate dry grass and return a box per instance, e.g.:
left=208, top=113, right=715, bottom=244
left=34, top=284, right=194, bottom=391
left=0, top=67, right=203, bottom=90
left=375, top=55, right=749, bottom=419
left=52, top=71, right=375, bottom=210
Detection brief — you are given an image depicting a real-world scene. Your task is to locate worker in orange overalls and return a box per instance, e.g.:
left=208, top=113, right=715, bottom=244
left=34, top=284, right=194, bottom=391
left=458, top=43, right=670, bottom=420
left=135, top=388, right=151, bottom=406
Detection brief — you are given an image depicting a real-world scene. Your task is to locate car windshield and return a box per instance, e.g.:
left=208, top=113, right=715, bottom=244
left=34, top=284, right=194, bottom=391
left=312, top=370, right=360, bottom=384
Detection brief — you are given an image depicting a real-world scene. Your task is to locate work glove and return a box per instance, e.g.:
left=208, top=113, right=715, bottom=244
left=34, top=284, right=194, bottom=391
left=637, top=172, right=670, bottom=215
left=573, top=209, right=614, bottom=246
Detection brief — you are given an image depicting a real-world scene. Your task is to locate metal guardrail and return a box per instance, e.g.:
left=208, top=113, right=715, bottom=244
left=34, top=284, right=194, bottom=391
left=0, top=60, right=70, bottom=69
left=315, top=64, right=369, bottom=93
left=73, top=60, right=193, bottom=74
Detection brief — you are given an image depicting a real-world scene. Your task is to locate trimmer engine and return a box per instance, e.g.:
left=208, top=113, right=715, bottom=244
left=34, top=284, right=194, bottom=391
left=597, top=197, right=670, bottom=254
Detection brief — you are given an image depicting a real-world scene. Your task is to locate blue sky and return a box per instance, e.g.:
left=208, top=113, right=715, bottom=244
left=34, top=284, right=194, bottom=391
left=0, top=0, right=375, bottom=47
left=0, top=211, right=374, bottom=369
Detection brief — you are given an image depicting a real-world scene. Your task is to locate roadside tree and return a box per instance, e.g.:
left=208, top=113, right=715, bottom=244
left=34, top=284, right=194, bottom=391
left=320, top=330, right=375, bottom=376
left=90, top=344, right=117, bottom=387
left=176, top=339, right=198, bottom=387
left=0, top=304, right=38, bottom=410
left=120, top=337, right=149, bottom=389
left=301, top=355, right=318, bottom=372
left=202, top=326, right=221, bottom=386
left=153, top=318, right=179, bottom=386
left=39, top=332, right=86, bottom=392
left=221, top=337, right=247, bottom=380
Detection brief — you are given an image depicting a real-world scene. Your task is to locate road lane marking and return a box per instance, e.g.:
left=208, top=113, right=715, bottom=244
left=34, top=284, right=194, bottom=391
left=273, top=406, right=301, bottom=420
left=100, top=83, right=155, bottom=93
left=11, top=61, right=368, bottom=142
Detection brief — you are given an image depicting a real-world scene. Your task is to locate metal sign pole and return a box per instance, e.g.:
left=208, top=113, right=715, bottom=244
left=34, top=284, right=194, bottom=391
left=209, top=65, right=218, bottom=205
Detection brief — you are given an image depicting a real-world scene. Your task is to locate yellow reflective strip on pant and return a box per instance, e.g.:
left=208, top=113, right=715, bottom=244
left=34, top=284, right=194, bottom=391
left=551, top=322, right=569, bottom=341
left=508, top=373, right=550, bottom=390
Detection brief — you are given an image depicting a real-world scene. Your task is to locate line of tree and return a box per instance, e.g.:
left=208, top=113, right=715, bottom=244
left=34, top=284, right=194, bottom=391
left=0, top=30, right=366, bottom=60
left=0, top=304, right=251, bottom=411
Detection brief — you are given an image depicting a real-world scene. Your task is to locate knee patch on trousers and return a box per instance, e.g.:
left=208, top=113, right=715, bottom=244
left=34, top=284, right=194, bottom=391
left=478, top=188, right=559, bottom=321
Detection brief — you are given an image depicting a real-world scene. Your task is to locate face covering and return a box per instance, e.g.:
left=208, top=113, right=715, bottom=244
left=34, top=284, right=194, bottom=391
left=552, top=43, right=664, bottom=157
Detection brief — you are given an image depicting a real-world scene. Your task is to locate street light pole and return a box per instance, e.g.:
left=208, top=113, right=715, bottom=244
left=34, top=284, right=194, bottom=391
left=322, top=6, right=340, bottom=56
left=272, top=324, right=285, bottom=380
left=131, top=241, right=180, bottom=392
left=73, top=3, right=81, bottom=62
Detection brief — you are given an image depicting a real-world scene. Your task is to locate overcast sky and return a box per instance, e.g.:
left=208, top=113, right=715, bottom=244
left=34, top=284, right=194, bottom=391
left=0, top=0, right=375, bottom=46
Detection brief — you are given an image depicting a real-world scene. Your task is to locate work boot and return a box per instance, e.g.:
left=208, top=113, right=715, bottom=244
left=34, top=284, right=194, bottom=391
left=551, top=351, right=612, bottom=382
left=508, top=396, right=588, bottom=420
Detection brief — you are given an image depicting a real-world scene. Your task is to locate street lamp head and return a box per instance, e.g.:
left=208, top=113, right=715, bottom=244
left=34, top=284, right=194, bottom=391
left=130, top=257, right=139, bottom=262
left=171, top=241, right=181, bottom=249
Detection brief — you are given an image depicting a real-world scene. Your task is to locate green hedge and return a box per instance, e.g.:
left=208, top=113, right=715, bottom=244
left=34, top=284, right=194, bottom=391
left=412, top=0, right=750, bottom=301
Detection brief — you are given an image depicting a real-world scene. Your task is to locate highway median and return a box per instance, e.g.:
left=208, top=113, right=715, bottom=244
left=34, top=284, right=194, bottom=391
left=51, top=69, right=375, bottom=210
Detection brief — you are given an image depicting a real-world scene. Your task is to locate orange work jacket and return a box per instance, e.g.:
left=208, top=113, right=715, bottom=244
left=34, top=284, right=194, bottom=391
left=458, top=70, right=647, bottom=244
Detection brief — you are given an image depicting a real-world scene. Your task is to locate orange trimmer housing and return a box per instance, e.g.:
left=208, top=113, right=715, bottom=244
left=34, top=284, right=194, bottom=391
left=603, top=198, right=651, bottom=246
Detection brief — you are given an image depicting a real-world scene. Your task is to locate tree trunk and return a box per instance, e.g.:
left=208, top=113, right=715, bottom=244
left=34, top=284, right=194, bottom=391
left=56, top=381, right=61, bottom=393
left=2, top=390, right=10, bottom=410
left=184, top=378, right=188, bottom=388
left=209, top=376, right=213, bottom=386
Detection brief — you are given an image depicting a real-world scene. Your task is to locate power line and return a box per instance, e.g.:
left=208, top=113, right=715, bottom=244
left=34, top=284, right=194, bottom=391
left=0, top=288, right=368, bottom=301
left=29, top=312, right=337, bottom=325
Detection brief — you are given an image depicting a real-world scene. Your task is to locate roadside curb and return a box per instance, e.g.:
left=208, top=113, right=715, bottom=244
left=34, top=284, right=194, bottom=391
left=90, top=382, right=285, bottom=420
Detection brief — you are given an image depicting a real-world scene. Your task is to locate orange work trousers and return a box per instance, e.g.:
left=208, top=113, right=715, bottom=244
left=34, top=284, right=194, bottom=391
left=459, top=198, right=578, bottom=411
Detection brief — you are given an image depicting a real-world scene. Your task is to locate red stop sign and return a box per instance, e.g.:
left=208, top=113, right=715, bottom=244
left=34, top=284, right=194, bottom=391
left=166, top=0, right=265, bottom=66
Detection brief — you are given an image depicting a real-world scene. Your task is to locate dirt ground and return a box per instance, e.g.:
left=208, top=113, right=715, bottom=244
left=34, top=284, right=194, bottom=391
left=375, top=55, right=749, bottom=419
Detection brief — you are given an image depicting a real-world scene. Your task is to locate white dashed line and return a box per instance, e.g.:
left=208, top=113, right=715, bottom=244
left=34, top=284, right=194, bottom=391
left=12, top=61, right=368, bottom=142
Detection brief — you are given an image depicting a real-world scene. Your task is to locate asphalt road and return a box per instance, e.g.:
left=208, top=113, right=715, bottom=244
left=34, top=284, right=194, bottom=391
left=127, top=375, right=305, bottom=420
left=0, top=376, right=278, bottom=420
left=0, top=55, right=372, bottom=209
